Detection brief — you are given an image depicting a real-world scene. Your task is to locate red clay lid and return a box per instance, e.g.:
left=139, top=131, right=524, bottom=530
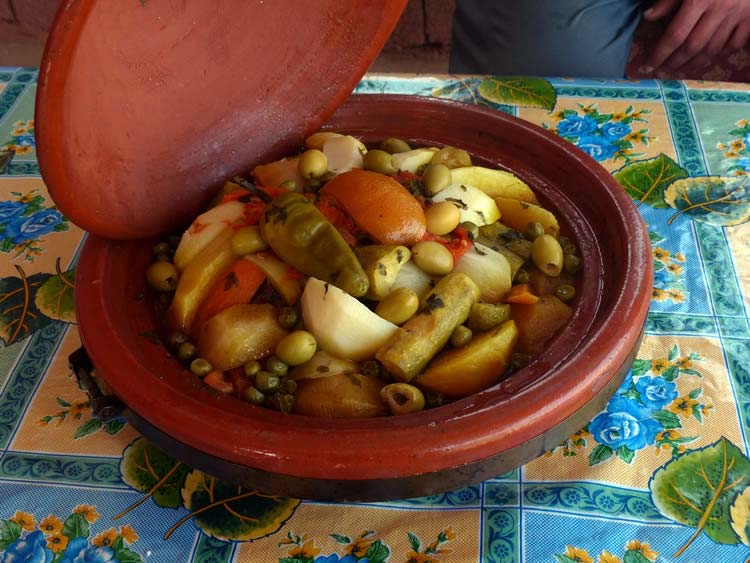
left=35, top=0, right=406, bottom=239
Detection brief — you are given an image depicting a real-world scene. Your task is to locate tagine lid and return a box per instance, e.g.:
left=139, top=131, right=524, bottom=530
left=35, top=0, right=406, bottom=239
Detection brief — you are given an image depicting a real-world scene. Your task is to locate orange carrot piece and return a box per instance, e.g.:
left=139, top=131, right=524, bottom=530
left=203, top=371, right=233, bottom=394
left=505, top=284, right=539, bottom=304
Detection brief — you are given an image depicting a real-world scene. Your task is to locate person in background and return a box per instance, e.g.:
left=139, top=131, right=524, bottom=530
left=450, top=0, right=750, bottom=78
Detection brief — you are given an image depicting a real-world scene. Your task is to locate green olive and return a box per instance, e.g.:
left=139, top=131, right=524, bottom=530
left=146, top=262, right=180, bottom=292
left=190, top=358, right=213, bottom=377
left=166, top=331, right=188, bottom=350
left=152, top=242, right=171, bottom=256
left=231, top=225, right=268, bottom=256
left=279, top=179, right=297, bottom=190
left=514, top=268, right=530, bottom=284
left=380, top=383, right=425, bottom=415
left=531, top=234, right=563, bottom=277
left=243, top=360, right=261, bottom=377
left=244, top=385, right=265, bottom=405
left=425, top=201, right=461, bottom=236
left=177, top=342, right=198, bottom=363
left=275, top=331, right=317, bottom=366
left=255, top=371, right=281, bottom=393
left=411, top=241, right=454, bottom=276
left=380, top=137, right=411, bottom=154
left=278, top=306, right=300, bottom=329
left=555, top=284, right=576, bottom=302
left=563, top=254, right=581, bottom=275
left=298, top=149, right=328, bottom=178
left=376, top=288, right=419, bottom=325
left=431, top=146, right=472, bottom=169
left=460, top=221, right=479, bottom=240
left=265, top=356, right=289, bottom=377
left=559, top=236, right=577, bottom=256
left=450, top=325, right=473, bottom=347
left=422, top=163, right=452, bottom=195
left=524, top=221, right=545, bottom=241
left=361, top=360, right=382, bottom=378
left=363, top=149, right=397, bottom=175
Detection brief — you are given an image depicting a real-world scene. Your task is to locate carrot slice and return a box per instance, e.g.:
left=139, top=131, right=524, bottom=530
left=192, top=259, right=266, bottom=330
left=321, top=169, right=426, bottom=246
left=505, top=284, right=539, bottom=304
left=204, top=371, right=234, bottom=394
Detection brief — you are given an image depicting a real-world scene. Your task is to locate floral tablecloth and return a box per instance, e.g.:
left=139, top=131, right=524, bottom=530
left=0, top=69, right=749, bottom=563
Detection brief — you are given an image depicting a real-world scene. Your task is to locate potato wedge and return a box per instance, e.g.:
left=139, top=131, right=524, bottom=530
left=354, top=245, right=412, bottom=300
left=253, top=156, right=305, bottom=189
left=391, top=147, right=439, bottom=173
left=173, top=200, right=245, bottom=271
left=294, top=373, right=387, bottom=418
left=511, top=295, right=572, bottom=355
left=493, top=197, right=560, bottom=237
left=431, top=184, right=501, bottom=226
left=289, top=350, right=360, bottom=381
left=451, top=166, right=536, bottom=202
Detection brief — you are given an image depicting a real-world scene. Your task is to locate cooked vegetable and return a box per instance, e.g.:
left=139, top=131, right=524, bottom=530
left=244, top=385, right=265, bottom=404
left=414, top=320, right=518, bottom=398
left=450, top=325, right=473, bottom=347
left=524, top=221, right=545, bottom=241
left=204, top=371, right=233, bottom=394
left=253, top=156, right=305, bottom=189
left=375, top=287, right=419, bottom=325
left=423, top=163, right=452, bottom=196
left=453, top=242, right=511, bottom=303
left=555, top=284, right=576, bottom=302
left=306, top=131, right=343, bottom=150
left=431, top=146, right=472, bottom=169
left=478, top=221, right=533, bottom=260
left=298, top=149, right=328, bottom=178
left=322, top=134, right=364, bottom=175
left=467, top=303, right=511, bottom=332
left=531, top=234, right=563, bottom=277
left=300, top=277, right=399, bottom=361
left=294, top=373, right=387, bottom=418
left=275, top=330, right=317, bottom=366
left=528, top=267, right=573, bottom=296
left=196, top=303, right=288, bottom=370
left=354, top=245, right=412, bottom=300
left=563, top=254, right=581, bottom=275
left=505, top=284, right=539, bottom=304
left=166, top=331, right=188, bottom=350
left=376, top=272, right=481, bottom=382
left=380, top=137, right=411, bottom=154
left=260, top=192, right=369, bottom=297
left=381, top=383, right=425, bottom=415
left=451, top=166, right=536, bottom=202
left=244, top=252, right=302, bottom=305
left=391, top=147, right=438, bottom=173
left=493, top=197, right=560, bottom=237
left=389, top=260, right=435, bottom=298
left=460, top=221, right=479, bottom=240
left=265, top=356, right=288, bottom=377
left=177, top=341, right=198, bottom=363
left=173, top=201, right=245, bottom=270
left=231, top=225, right=268, bottom=256
left=277, top=306, right=300, bottom=329
left=511, top=295, right=572, bottom=355
left=289, top=350, right=360, bottom=381
left=255, top=371, right=281, bottom=393
left=411, top=241, right=454, bottom=276
left=244, top=360, right=261, bottom=377
left=322, top=169, right=427, bottom=246
left=431, top=184, right=501, bottom=227
left=146, top=262, right=179, bottom=292
left=190, top=358, right=213, bottom=377
left=169, top=229, right=235, bottom=332
left=425, top=201, right=461, bottom=236
left=363, top=149, right=397, bottom=175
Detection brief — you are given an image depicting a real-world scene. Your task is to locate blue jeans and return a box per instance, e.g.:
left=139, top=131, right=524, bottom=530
left=450, top=0, right=647, bottom=78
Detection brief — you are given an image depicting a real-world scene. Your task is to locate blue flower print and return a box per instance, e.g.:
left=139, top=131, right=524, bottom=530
left=589, top=396, right=663, bottom=450
left=557, top=115, right=598, bottom=137
left=4, top=209, right=64, bottom=245
left=1, top=531, right=54, bottom=563
left=0, top=201, right=26, bottom=224
left=635, top=376, right=678, bottom=410
left=59, top=539, right=118, bottom=563
left=576, top=135, right=619, bottom=162
left=600, top=122, right=632, bottom=141
left=315, top=556, right=367, bottom=563
left=653, top=268, right=672, bottom=287
left=12, top=135, right=35, bottom=148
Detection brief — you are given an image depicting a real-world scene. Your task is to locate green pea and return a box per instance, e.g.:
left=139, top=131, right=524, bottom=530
left=275, top=331, right=317, bottom=366
left=279, top=179, right=297, bottom=190
left=278, top=306, right=300, bottom=329
left=524, top=221, right=545, bottom=241
left=514, top=268, right=530, bottom=285
left=380, top=383, right=425, bottom=415
left=555, top=284, right=576, bottom=302
left=265, top=356, right=288, bottom=377
left=563, top=254, right=581, bottom=275
left=559, top=236, right=577, bottom=256
left=380, top=137, right=411, bottom=154
left=152, top=242, right=171, bottom=256
left=177, top=342, right=198, bottom=363
left=243, top=360, right=261, bottom=377
left=298, top=149, right=328, bottom=178
left=363, top=149, right=397, bottom=175
left=422, top=163, right=452, bottom=195
left=146, top=262, right=180, bottom=292
left=255, top=370, right=281, bottom=393
left=531, top=234, right=563, bottom=277
left=460, top=221, right=479, bottom=240
left=190, top=358, right=213, bottom=377
left=166, top=331, right=188, bottom=351
left=244, top=385, right=265, bottom=405
left=375, top=288, right=419, bottom=325
left=231, top=226, right=267, bottom=256
left=431, top=146, right=472, bottom=169
left=450, top=325, right=473, bottom=348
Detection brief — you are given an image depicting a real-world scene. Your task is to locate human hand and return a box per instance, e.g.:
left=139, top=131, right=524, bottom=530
left=643, top=0, right=750, bottom=71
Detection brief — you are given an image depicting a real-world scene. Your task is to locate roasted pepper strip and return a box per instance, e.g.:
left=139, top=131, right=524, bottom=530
left=259, top=192, right=369, bottom=297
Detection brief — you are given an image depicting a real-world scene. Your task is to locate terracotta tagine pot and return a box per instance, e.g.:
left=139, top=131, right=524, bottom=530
left=35, top=1, right=652, bottom=501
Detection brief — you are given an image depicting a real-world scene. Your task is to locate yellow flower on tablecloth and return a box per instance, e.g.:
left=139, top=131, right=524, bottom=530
left=69, top=401, right=90, bottom=419
left=731, top=139, right=746, bottom=151
left=12, top=120, right=25, bottom=128
left=598, top=551, right=622, bottom=563
left=39, top=514, right=63, bottom=534
left=3, top=144, right=17, bottom=152
left=651, top=288, right=669, bottom=301
left=673, top=356, right=693, bottom=369
left=611, top=112, right=626, bottom=121
left=630, top=109, right=647, bottom=119
left=669, top=395, right=699, bottom=415
left=674, top=252, right=686, bottom=262
left=92, top=528, right=119, bottom=547
left=717, top=142, right=727, bottom=150
left=552, top=109, right=568, bottom=121
left=25, top=119, right=34, bottom=128
left=564, top=545, right=594, bottom=563
left=725, top=150, right=739, bottom=158
left=581, top=105, right=596, bottom=115
left=626, top=540, right=658, bottom=561
left=667, top=263, right=683, bottom=275
left=406, top=551, right=433, bottom=563
left=443, top=527, right=456, bottom=541
left=624, top=131, right=649, bottom=144
left=46, top=533, right=68, bottom=553
left=346, top=536, right=374, bottom=557
left=650, top=358, right=670, bottom=374
left=734, top=169, right=748, bottom=176
left=11, top=127, right=27, bottom=136
left=73, top=504, right=101, bottom=523
left=667, top=289, right=685, bottom=302
left=119, top=524, right=138, bottom=544
left=14, top=146, right=32, bottom=155
left=652, top=247, right=670, bottom=261
left=656, top=429, right=681, bottom=441
left=736, top=118, right=750, bottom=127
left=37, top=418, right=49, bottom=428
left=288, top=540, right=321, bottom=559
left=10, top=511, right=36, bottom=531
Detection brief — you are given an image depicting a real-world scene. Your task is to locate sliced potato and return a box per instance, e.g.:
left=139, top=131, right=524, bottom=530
left=294, top=373, right=387, bottom=418
left=244, top=252, right=302, bottom=305
left=323, top=135, right=365, bottom=174
left=389, top=260, right=436, bottom=298
left=451, top=166, right=536, bottom=202
left=453, top=242, right=512, bottom=303
left=414, top=320, right=518, bottom=398
left=253, top=156, right=305, bottom=189
left=173, top=201, right=245, bottom=271
left=510, top=295, right=572, bottom=355
left=431, top=184, right=501, bottom=226
left=391, top=147, right=439, bottom=173
left=493, top=197, right=559, bottom=237
left=196, top=304, right=287, bottom=370
left=288, top=350, right=360, bottom=381
left=354, top=245, right=411, bottom=300
left=306, top=131, right=343, bottom=150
